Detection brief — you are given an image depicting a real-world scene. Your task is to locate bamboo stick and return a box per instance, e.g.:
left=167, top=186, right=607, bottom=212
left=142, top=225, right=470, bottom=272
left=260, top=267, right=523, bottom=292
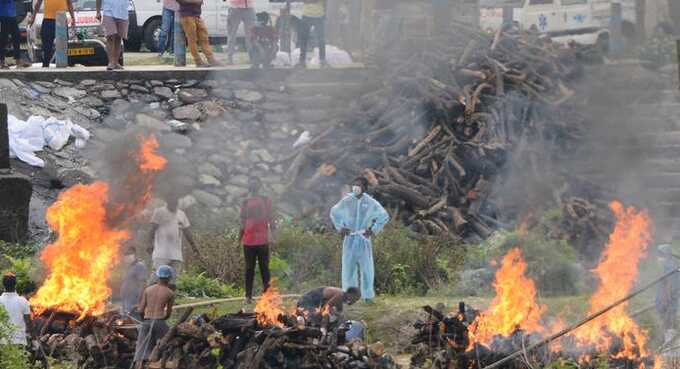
left=173, top=294, right=301, bottom=311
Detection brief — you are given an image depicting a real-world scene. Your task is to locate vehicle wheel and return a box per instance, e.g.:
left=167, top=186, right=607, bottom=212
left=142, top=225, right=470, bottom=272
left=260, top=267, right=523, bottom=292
left=125, top=35, right=142, bottom=52
left=143, top=18, right=162, bottom=52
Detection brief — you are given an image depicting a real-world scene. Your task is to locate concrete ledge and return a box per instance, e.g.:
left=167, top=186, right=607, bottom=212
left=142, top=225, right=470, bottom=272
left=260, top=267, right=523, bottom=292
left=0, top=63, right=374, bottom=83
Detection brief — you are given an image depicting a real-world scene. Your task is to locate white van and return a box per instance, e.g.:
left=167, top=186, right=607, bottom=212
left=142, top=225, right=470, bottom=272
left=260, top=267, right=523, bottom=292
left=134, top=0, right=303, bottom=52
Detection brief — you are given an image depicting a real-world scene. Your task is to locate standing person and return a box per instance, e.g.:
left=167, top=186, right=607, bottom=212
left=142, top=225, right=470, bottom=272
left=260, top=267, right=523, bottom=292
left=149, top=196, right=197, bottom=284
left=0, top=273, right=32, bottom=346
left=330, top=177, right=389, bottom=303
left=119, top=247, right=148, bottom=319
left=656, top=244, right=680, bottom=345
left=226, top=0, right=255, bottom=65
left=133, top=265, right=175, bottom=369
left=0, top=0, right=30, bottom=68
left=240, top=177, right=275, bottom=304
left=157, top=0, right=178, bottom=57
left=96, top=0, right=129, bottom=70
left=28, top=0, right=76, bottom=68
left=177, top=0, right=219, bottom=67
left=297, top=0, right=327, bottom=68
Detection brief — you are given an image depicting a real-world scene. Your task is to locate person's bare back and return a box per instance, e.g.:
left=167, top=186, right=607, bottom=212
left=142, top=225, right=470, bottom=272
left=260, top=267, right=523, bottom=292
left=140, top=284, right=175, bottom=320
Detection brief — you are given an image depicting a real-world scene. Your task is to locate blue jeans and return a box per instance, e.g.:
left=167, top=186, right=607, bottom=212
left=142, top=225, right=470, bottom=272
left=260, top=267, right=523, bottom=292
left=158, top=7, right=175, bottom=54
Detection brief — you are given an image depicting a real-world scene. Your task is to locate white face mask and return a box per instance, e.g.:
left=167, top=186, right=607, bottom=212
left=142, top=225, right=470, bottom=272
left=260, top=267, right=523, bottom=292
left=352, top=186, right=363, bottom=196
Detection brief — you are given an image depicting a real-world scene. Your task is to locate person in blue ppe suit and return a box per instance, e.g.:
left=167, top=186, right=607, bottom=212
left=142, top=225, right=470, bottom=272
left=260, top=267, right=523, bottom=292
left=330, top=177, right=389, bottom=303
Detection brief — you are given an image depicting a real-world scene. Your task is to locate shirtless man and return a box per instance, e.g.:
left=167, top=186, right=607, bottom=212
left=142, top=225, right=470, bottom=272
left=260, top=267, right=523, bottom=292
left=133, top=265, right=175, bottom=369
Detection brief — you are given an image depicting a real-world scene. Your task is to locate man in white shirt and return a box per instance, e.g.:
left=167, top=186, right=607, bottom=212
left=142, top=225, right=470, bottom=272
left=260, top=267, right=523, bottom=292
left=0, top=273, right=32, bottom=346
left=148, top=196, right=197, bottom=285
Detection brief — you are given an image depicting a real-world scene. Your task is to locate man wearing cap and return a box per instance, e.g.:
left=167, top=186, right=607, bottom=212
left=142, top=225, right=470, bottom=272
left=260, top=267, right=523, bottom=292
left=330, top=176, right=389, bottom=303
left=0, top=273, right=32, bottom=346
left=133, top=265, right=175, bottom=369
left=656, top=244, right=680, bottom=345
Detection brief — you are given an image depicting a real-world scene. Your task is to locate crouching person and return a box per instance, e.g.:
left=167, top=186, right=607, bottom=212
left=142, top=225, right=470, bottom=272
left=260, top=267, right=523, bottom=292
left=133, top=265, right=175, bottom=369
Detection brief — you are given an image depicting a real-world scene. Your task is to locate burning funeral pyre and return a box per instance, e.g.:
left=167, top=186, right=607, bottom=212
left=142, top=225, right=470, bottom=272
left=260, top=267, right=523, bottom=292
left=36, top=285, right=399, bottom=369
left=410, top=202, right=663, bottom=369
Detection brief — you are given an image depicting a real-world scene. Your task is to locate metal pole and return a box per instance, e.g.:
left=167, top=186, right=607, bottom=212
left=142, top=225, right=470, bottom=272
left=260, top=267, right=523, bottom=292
left=174, top=11, right=186, bottom=67
left=55, top=11, right=68, bottom=68
left=0, top=103, right=9, bottom=170
left=481, top=268, right=680, bottom=369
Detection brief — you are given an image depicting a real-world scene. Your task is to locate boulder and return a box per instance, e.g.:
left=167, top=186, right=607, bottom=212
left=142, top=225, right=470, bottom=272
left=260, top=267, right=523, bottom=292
left=234, top=89, right=263, bottom=103
left=172, top=104, right=201, bottom=121
left=137, top=114, right=171, bottom=132
left=192, top=189, right=222, bottom=207
left=212, top=88, right=234, bottom=100
left=153, top=86, right=174, bottom=100
left=80, top=96, right=105, bottom=108
left=53, top=87, right=87, bottom=100
left=198, top=162, right=222, bottom=178
left=178, top=88, right=208, bottom=104
left=230, top=174, right=249, bottom=187
left=199, top=174, right=221, bottom=186
left=161, top=133, right=193, bottom=149
left=130, top=84, right=150, bottom=93
left=101, top=89, right=122, bottom=100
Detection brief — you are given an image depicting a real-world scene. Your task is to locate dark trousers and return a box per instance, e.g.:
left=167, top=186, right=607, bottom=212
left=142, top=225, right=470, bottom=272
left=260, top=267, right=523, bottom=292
left=0, top=16, right=20, bottom=62
left=298, top=16, right=325, bottom=64
left=244, top=244, right=270, bottom=299
left=41, top=19, right=56, bottom=67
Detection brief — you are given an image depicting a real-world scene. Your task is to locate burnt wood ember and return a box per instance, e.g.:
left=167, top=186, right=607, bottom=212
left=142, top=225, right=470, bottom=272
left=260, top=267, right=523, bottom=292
left=283, top=25, right=603, bottom=239
left=39, top=309, right=400, bottom=369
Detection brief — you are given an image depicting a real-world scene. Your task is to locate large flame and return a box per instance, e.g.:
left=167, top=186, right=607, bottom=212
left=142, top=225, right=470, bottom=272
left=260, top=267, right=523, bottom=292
left=31, top=135, right=165, bottom=318
left=255, top=283, right=285, bottom=328
left=572, top=201, right=652, bottom=359
left=468, top=248, right=546, bottom=348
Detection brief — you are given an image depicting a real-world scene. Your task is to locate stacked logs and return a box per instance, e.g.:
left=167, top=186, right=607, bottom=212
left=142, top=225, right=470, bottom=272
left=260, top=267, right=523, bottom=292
left=37, top=309, right=399, bottom=369
left=286, top=25, right=597, bottom=239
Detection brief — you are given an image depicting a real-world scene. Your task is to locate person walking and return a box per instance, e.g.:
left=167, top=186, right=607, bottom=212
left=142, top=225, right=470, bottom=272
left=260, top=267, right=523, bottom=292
left=0, top=0, right=30, bottom=68
left=28, top=0, right=76, bottom=68
left=149, top=196, right=197, bottom=285
left=240, top=177, right=275, bottom=304
left=119, top=247, right=148, bottom=319
left=297, top=0, right=327, bottom=68
left=226, top=0, right=255, bottom=65
left=133, top=265, right=175, bottom=369
left=177, top=0, right=219, bottom=67
left=158, top=0, right=178, bottom=57
left=0, top=273, right=32, bottom=346
left=330, top=177, right=389, bottom=303
left=96, top=0, right=129, bottom=70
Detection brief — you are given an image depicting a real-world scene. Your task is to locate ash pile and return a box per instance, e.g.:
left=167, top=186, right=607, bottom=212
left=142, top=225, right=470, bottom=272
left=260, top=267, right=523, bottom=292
left=35, top=306, right=399, bottom=369
left=286, top=24, right=608, bottom=240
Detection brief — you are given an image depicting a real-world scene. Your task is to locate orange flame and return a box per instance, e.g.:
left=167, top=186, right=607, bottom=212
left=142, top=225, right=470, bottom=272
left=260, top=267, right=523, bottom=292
left=572, top=201, right=652, bottom=359
left=255, top=283, right=285, bottom=328
left=468, top=248, right=546, bottom=348
left=31, top=135, right=165, bottom=318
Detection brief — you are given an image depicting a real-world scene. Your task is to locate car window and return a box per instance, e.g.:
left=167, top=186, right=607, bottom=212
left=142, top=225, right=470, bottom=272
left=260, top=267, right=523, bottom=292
left=560, top=0, right=587, bottom=5
left=529, top=0, right=553, bottom=4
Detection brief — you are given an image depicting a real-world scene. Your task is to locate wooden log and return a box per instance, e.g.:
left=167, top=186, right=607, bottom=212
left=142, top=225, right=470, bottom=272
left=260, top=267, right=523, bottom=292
left=148, top=308, right=194, bottom=362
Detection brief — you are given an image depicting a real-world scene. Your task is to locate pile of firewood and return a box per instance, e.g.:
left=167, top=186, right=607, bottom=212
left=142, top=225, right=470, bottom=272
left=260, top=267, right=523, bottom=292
left=285, top=24, right=599, bottom=239
left=35, top=308, right=399, bottom=369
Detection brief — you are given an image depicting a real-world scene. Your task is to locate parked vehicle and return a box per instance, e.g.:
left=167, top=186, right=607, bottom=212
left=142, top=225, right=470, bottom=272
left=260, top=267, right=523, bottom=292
left=135, top=0, right=303, bottom=52
left=26, top=0, right=133, bottom=65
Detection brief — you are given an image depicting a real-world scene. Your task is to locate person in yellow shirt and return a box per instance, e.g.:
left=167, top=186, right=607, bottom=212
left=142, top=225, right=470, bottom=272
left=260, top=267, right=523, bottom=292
left=297, top=0, right=327, bottom=68
left=28, top=0, right=75, bottom=68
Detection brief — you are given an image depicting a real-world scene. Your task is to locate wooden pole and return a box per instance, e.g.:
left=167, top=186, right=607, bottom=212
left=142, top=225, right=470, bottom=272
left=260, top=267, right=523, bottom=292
left=481, top=268, right=680, bottom=369
left=173, top=294, right=301, bottom=311
left=174, top=11, right=186, bottom=67
left=55, top=11, right=68, bottom=68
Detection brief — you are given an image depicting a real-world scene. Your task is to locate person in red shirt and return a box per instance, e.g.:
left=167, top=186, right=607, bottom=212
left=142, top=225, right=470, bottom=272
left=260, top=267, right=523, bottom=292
left=240, top=177, right=275, bottom=304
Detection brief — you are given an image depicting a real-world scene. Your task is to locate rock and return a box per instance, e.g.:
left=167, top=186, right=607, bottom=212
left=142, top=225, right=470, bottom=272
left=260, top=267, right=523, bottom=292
left=298, top=109, right=329, bottom=123
left=167, top=119, right=190, bottom=133
left=234, top=89, right=263, bottom=103
left=53, top=79, right=74, bottom=86
left=209, top=154, right=229, bottom=164
left=198, top=162, right=222, bottom=177
left=137, top=114, right=171, bottom=131
left=40, top=94, right=68, bottom=110
left=101, top=89, right=122, bottom=100
left=73, top=106, right=101, bottom=120
left=178, top=88, right=208, bottom=104
left=199, top=174, right=221, bottom=186
left=110, top=99, right=131, bottom=112
left=172, top=104, right=201, bottom=121
left=80, top=96, right=105, bottom=108
left=0, top=79, right=16, bottom=89
left=150, top=80, right=164, bottom=87
left=179, top=194, right=197, bottom=209
left=264, top=112, right=295, bottom=125
left=230, top=175, right=249, bottom=187
left=130, top=84, right=150, bottom=93
left=232, top=80, right=257, bottom=90
left=261, top=102, right=288, bottom=111
left=90, top=83, right=115, bottom=91
left=212, top=88, right=234, bottom=99
left=199, top=80, right=219, bottom=89
left=251, top=149, right=274, bottom=163
left=223, top=185, right=248, bottom=198
left=53, top=86, right=87, bottom=100
left=153, top=86, right=174, bottom=100
left=29, top=83, right=51, bottom=94
left=80, top=79, right=97, bottom=87
left=273, top=164, right=283, bottom=174
left=57, top=169, right=93, bottom=188
left=161, top=133, right=193, bottom=149
left=255, top=163, right=269, bottom=172
left=192, top=189, right=222, bottom=207
left=168, top=99, right=184, bottom=109
left=181, top=80, right=199, bottom=88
